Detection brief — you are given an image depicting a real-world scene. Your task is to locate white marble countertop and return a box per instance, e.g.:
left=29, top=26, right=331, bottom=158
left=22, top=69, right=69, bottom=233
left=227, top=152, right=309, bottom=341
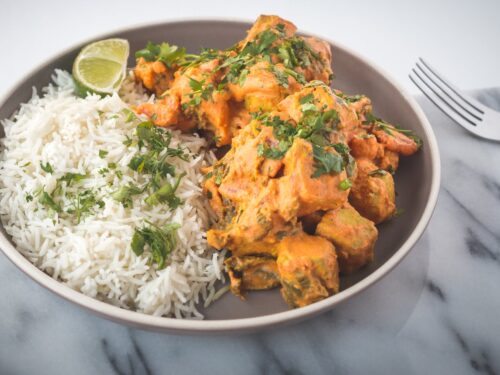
left=1, top=1, right=500, bottom=374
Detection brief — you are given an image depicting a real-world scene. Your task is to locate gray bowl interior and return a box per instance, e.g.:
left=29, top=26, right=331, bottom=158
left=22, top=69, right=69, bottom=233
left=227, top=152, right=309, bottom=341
left=0, top=21, right=433, bottom=320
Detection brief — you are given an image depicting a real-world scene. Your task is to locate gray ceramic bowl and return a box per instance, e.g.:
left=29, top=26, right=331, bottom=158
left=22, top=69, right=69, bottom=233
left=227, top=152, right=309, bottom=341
left=0, top=19, right=440, bottom=333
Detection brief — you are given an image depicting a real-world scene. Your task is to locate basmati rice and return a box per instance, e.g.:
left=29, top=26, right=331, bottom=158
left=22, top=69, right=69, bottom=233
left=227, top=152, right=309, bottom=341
left=0, top=70, right=226, bottom=319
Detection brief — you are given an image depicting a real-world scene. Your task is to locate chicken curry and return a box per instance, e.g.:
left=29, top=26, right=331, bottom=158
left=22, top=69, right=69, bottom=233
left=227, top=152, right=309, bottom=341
left=132, top=15, right=421, bottom=308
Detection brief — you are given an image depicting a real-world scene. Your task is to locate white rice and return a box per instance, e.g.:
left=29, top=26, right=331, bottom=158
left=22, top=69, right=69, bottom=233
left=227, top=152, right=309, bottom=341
left=0, top=70, right=226, bottom=319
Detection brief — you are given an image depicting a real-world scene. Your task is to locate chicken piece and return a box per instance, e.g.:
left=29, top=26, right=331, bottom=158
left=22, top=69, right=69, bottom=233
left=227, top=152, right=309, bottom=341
left=280, top=138, right=350, bottom=217
left=207, top=182, right=300, bottom=257
left=227, top=61, right=301, bottom=113
left=378, top=149, right=399, bottom=172
left=225, top=255, right=280, bottom=298
left=277, top=84, right=360, bottom=134
left=316, top=203, right=378, bottom=274
left=349, top=158, right=396, bottom=224
left=277, top=233, right=339, bottom=308
left=372, top=124, right=420, bottom=156
left=137, top=58, right=233, bottom=145
left=349, top=134, right=400, bottom=172
left=203, top=178, right=225, bottom=220
left=204, top=122, right=293, bottom=255
left=215, top=123, right=277, bottom=205
left=229, top=103, right=252, bottom=135
left=134, top=57, right=173, bottom=96
left=240, top=15, right=297, bottom=47
left=300, top=37, right=333, bottom=83
left=340, top=93, right=372, bottom=121
left=349, top=134, right=383, bottom=161
left=198, top=90, right=232, bottom=145
left=172, top=59, right=232, bottom=145
left=135, top=94, right=181, bottom=127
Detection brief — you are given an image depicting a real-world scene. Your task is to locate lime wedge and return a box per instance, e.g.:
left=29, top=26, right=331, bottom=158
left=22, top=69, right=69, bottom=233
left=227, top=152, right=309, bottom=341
left=72, top=38, right=129, bottom=96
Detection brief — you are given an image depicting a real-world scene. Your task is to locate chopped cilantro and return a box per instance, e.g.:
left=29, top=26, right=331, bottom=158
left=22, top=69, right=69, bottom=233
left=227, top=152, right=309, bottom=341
left=186, top=77, right=215, bottom=107
left=271, top=66, right=290, bottom=88
left=188, top=77, right=204, bottom=92
left=131, top=222, right=180, bottom=269
left=311, top=144, right=343, bottom=178
left=365, top=112, right=423, bottom=148
left=58, top=172, right=87, bottom=186
left=113, top=121, right=188, bottom=208
left=122, top=108, right=137, bottom=123
left=39, top=191, right=62, bottom=213
left=339, top=179, right=352, bottom=190
left=144, top=172, right=186, bottom=208
left=241, top=29, right=278, bottom=57
left=67, top=189, right=104, bottom=224
left=394, top=208, right=405, bottom=217
left=299, top=93, right=314, bottom=104
left=123, top=135, right=133, bottom=147
left=257, top=141, right=289, bottom=160
left=40, top=161, right=54, bottom=174
left=238, top=69, right=249, bottom=86
left=212, top=163, right=227, bottom=186
left=135, top=42, right=196, bottom=67
left=111, top=184, right=143, bottom=207
left=300, top=102, right=317, bottom=113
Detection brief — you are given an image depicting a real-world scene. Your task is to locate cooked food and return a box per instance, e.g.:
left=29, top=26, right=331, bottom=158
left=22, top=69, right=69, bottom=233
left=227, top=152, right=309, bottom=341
left=0, top=71, right=227, bottom=319
left=316, top=203, right=378, bottom=274
left=349, top=158, right=396, bottom=224
left=0, top=15, right=422, bottom=317
left=225, top=255, right=280, bottom=297
left=134, top=15, right=333, bottom=146
left=277, top=233, right=339, bottom=307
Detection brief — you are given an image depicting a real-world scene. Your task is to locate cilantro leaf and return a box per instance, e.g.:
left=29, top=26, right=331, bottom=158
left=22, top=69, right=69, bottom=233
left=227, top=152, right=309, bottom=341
left=188, top=77, right=204, bottom=92
left=131, top=230, right=146, bottom=256
left=257, top=141, right=289, bottom=160
left=311, top=144, right=343, bottom=178
left=69, top=189, right=104, bottom=224
left=339, top=178, right=352, bottom=190
left=39, top=191, right=62, bottom=213
left=135, top=42, right=191, bottom=67
left=111, top=184, right=143, bottom=207
left=58, top=172, right=87, bottom=186
left=299, top=93, right=314, bottom=105
left=40, top=161, right=54, bottom=174
left=365, top=112, right=423, bottom=148
left=144, top=172, right=186, bottom=208
left=131, top=222, right=180, bottom=269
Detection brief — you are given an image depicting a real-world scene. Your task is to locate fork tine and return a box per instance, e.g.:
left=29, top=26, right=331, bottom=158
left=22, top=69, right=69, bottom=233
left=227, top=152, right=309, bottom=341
left=415, top=61, right=483, bottom=121
left=409, top=70, right=479, bottom=133
left=418, top=58, right=486, bottom=115
left=410, top=68, right=478, bottom=126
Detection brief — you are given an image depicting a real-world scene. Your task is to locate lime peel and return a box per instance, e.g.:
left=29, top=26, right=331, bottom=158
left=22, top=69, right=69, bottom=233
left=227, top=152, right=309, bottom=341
left=72, top=38, right=129, bottom=97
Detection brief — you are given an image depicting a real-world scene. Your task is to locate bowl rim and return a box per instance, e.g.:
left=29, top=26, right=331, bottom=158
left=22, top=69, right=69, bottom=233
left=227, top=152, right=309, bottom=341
left=0, top=17, right=441, bottom=333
